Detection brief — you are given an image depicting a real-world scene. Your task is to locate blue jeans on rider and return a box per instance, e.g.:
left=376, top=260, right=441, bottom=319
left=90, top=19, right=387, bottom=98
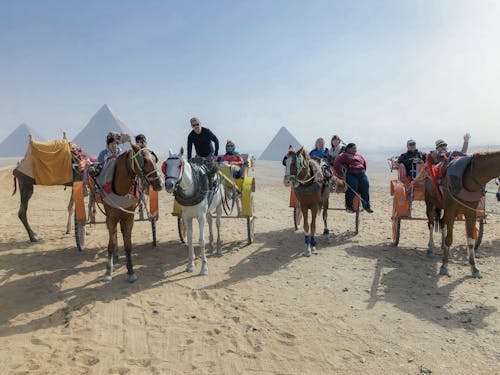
left=345, top=171, right=370, bottom=211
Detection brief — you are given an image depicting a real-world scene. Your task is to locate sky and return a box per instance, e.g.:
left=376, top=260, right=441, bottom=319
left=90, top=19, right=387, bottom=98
left=1, top=0, right=499, bottom=156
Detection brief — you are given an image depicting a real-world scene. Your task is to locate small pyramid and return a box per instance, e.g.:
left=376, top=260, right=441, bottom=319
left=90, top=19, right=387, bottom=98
left=259, top=126, right=302, bottom=161
left=0, top=123, right=46, bottom=157
left=72, top=104, right=135, bottom=156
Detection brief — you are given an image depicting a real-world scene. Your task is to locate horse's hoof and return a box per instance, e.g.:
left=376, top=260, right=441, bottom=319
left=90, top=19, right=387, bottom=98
left=323, top=229, right=329, bottom=235
left=103, top=275, right=112, bottom=282
left=311, top=247, right=317, bottom=253
left=199, top=268, right=208, bottom=276
left=216, top=249, right=223, bottom=257
left=185, top=264, right=194, bottom=273
left=30, top=236, right=39, bottom=243
left=128, top=274, right=138, bottom=283
left=113, top=255, right=119, bottom=264
left=472, top=271, right=482, bottom=279
left=426, top=249, right=435, bottom=257
left=439, top=266, right=450, bottom=277
left=303, top=250, right=311, bottom=257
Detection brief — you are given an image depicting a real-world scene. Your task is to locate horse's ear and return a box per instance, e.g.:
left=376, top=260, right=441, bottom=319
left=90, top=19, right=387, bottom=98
left=179, top=147, right=184, bottom=156
left=297, top=146, right=303, bottom=155
left=168, top=149, right=173, bottom=157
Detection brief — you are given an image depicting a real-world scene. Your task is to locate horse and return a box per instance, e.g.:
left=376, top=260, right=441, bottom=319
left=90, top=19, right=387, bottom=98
left=101, top=144, right=163, bottom=283
left=283, top=147, right=324, bottom=256
left=163, top=148, right=225, bottom=276
left=424, top=150, right=500, bottom=278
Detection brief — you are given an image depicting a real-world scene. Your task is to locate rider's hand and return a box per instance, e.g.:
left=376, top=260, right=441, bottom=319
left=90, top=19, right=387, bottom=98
left=464, top=133, right=471, bottom=142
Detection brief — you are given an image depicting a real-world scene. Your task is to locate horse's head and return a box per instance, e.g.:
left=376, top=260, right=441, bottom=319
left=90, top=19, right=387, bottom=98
left=283, top=146, right=308, bottom=187
left=130, top=144, right=163, bottom=191
left=164, top=147, right=185, bottom=193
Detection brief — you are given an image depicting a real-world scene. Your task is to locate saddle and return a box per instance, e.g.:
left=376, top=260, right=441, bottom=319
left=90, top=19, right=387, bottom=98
left=95, top=158, right=139, bottom=209
left=174, top=163, right=211, bottom=206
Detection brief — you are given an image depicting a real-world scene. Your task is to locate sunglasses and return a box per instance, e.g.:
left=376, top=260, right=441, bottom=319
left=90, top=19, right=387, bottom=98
left=408, top=143, right=416, bottom=146
left=191, top=123, right=200, bottom=127
left=438, top=144, right=447, bottom=148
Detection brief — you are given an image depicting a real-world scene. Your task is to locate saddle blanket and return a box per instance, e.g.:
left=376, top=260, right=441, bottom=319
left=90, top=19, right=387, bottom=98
left=446, top=155, right=482, bottom=201
left=96, top=157, right=139, bottom=209
left=174, top=163, right=210, bottom=206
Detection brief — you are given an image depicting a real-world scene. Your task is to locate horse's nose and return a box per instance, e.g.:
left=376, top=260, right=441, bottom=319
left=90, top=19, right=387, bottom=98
left=165, top=179, right=174, bottom=192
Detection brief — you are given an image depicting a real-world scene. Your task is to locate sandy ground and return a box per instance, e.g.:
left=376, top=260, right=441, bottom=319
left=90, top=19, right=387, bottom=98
left=0, top=160, right=499, bottom=375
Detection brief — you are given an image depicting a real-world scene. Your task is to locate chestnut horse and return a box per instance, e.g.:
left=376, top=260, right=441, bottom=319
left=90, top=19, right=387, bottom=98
left=102, top=144, right=163, bottom=283
left=424, top=150, right=500, bottom=278
left=283, top=147, right=324, bottom=257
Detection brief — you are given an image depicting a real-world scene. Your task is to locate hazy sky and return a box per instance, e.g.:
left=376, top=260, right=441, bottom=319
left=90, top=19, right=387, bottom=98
left=1, top=0, right=499, bottom=155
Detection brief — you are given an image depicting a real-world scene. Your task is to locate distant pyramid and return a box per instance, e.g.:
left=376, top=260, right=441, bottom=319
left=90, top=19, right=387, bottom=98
left=259, top=126, right=302, bottom=160
left=0, top=123, right=46, bottom=157
left=72, top=104, right=135, bottom=156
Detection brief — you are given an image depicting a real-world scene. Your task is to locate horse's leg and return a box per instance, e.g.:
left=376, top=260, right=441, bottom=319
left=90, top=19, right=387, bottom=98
left=215, top=200, right=223, bottom=257
left=185, top=216, right=195, bottom=273
left=425, top=202, right=435, bottom=256
left=104, top=215, right=119, bottom=282
left=302, top=205, right=311, bottom=257
left=206, top=209, right=214, bottom=254
left=113, top=230, right=119, bottom=264
left=66, top=193, right=74, bottom=234
left=439, top=210, right=454, bottom=277
left=121, top=214, right=137, bottom=283
left=310, top=204, right=318, bottom=253
left=465, top=214, right=481, bottom=278
left=18, top=181, right=38, bottom=242
left=322, top=186, right=329, bottom=235
left=198, top=214, right=208, bottom=276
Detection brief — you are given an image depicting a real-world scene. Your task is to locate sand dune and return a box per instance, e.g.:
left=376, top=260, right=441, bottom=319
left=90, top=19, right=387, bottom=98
left=0, top=160, right=499, bottom=374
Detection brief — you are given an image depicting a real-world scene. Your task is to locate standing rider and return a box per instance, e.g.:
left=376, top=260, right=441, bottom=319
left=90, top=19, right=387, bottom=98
left=135, top=134, right=159, bottom=163
left=187, top=117, right=220, bottom=187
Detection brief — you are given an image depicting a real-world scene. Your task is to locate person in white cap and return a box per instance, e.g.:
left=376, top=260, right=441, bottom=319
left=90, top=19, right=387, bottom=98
left=397, top=139, right=425, bottom=179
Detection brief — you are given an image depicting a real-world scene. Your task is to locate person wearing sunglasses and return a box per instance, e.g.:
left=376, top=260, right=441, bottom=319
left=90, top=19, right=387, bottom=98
left=220, top=140, right=244, bottom=177
left=397, top=139, right=425, bottom=179
left=431, top=133, right=471, bottom=164
left=187, top=117, right=219, bottom=161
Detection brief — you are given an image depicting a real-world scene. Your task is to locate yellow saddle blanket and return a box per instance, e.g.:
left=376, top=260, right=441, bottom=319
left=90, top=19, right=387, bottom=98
left=17, top=138, right=73, bottom=185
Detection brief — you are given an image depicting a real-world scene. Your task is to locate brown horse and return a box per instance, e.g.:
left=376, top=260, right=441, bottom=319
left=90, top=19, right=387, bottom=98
left=101, top=144, right=163, bottom=283
left=424, top=150, right=500, bottom=278
left=283, top=147, right=324, bottom=256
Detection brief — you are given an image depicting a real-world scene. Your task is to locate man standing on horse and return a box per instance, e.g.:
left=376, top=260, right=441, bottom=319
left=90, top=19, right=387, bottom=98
left=187, top=117, right=220, bottom=187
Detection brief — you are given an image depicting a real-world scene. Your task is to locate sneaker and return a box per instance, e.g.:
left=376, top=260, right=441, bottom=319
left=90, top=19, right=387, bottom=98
left=365, top=208, right=374, bottom=213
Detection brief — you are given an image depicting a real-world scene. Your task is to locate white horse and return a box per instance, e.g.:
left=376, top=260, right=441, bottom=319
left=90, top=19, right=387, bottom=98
left=164, top=147, right=225, bottom=276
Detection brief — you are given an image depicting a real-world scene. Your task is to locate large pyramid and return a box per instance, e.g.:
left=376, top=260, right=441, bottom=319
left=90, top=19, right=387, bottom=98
left=0, top=123, right=46, bottom=157
left=259, top=126, right=302, bottom=161
left=72, top=104, right=135, bottom=156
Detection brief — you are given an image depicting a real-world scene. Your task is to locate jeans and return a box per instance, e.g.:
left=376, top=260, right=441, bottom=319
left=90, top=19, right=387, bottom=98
left=345, top=172, right=370, bottom=210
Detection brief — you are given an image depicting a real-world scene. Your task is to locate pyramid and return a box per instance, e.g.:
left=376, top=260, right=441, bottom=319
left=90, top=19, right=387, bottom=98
left=0, top=123, right=46, bottom=157
left=72, top=104, right=135, bottom=156
left=259, top=126, right=302, bottom=160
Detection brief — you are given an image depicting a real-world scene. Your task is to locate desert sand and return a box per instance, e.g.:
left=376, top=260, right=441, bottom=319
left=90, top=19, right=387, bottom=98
left=0, top=160, right=499, bottom=374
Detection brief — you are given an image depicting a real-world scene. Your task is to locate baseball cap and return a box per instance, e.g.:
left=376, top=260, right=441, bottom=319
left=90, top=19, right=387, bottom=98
left=407, top=139, right=416, bottom=145
left=435, top=139, right=447, bottom=148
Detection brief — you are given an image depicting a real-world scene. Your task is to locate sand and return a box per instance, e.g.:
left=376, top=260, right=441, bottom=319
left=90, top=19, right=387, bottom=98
left=0, top=160, right=499, bottom=374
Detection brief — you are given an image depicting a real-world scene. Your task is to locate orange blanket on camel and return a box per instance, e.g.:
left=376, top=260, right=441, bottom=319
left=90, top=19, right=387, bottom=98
left=29, top=138, right=73, bottom=185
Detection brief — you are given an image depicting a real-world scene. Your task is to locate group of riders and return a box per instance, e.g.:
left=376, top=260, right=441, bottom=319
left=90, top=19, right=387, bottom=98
left=96, top=120, right=478, bottom=214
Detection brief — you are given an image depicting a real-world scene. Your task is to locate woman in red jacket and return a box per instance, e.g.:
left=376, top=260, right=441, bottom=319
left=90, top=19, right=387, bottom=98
left=220, top=140, right=244, bottom=177
left=333, top=143, right=373, bottom=213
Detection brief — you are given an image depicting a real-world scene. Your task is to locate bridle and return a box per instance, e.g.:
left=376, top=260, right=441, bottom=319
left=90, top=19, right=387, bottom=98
left=165, top=156, right=185, bottom=191
left=284, top=152, right=315, bottom=185
left=129, top=147, right=161, bottom=185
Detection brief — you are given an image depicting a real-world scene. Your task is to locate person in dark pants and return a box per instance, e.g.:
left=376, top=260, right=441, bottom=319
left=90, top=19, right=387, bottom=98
left=187, top=117, right=219, bottom=187
left=333, top=143, right=373, bottom=213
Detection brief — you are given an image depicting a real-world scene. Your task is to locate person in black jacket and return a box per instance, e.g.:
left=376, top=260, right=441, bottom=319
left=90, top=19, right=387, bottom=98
left=187, top=117, right=219, bottom=160
left=397, top=139, right=425, bottom=179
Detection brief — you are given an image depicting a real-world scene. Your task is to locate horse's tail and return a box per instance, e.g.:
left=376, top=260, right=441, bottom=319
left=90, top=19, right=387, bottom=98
left=12, top=175, right=17, bottom=196
left=434, top=208, right=441, bottom=232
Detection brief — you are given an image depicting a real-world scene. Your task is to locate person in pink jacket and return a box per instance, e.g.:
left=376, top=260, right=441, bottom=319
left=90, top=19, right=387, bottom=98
left=333, top=143, right=373, bottom=213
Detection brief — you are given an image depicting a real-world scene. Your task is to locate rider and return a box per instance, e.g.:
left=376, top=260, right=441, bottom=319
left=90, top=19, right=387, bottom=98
left=220, top=139, right=244, bottom=177
left=397, top=139, right=425, bottom=179
left=333, top=143, right=373, bottom=213
left=135, top=134, right=158, bottom=163
left=309, top=137, right=328, bottom=161
left=327, top=135, right=345, bottom=165
left=97, top=133, right=123, bottom=165
left=431, top=133, right=471, bottom=164
left=187, top=117, right=219, bottom=186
